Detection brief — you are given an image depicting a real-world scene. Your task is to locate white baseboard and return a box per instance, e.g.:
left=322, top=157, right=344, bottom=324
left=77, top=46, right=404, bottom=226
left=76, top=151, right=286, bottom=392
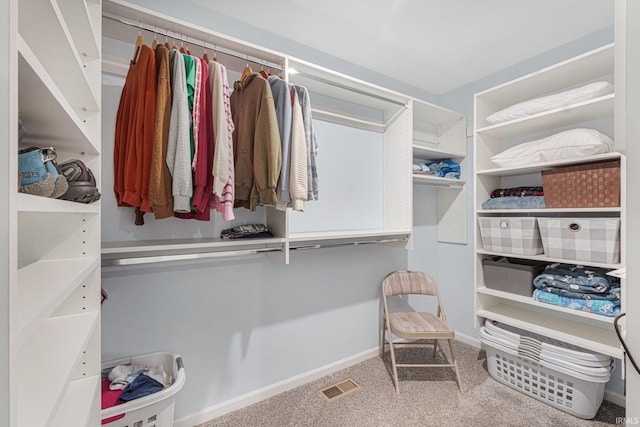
left=604, top=389, right=626, bottom=408
left=454, top=330, right=480, bottom=349
left=174, top=346, right=381, bottom=427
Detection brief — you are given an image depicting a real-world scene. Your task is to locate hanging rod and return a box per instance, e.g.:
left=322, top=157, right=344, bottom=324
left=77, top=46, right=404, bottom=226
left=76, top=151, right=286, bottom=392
left=292, top=71, right=407, bottom=107
left=102, top=247, right=281, bottom=267
left=290, top=237, right=408, bottom=251
left=102, top=12, right=284, bottom=71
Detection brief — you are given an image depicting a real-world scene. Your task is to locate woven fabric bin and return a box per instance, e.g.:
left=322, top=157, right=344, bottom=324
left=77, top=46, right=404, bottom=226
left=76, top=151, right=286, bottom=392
left=541, top=160, right=620, bottom=208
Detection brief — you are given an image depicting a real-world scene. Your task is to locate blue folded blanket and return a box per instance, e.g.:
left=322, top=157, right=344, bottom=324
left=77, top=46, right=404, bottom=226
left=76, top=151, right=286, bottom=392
left=415, top=159, right=460, bottom=179
left=533, top=289, right=620, bottom=317
left=533, top=263, right=620, bottom=301
left=482, top=196, right=546, bottom=210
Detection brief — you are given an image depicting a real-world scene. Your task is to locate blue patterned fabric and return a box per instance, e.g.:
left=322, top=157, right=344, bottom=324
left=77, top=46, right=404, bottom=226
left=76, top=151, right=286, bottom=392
left=533, top=263, right=620, bottom=305
left=533, top=289, right=620, bottom=317
left=425, top=159, right=460, bottom=179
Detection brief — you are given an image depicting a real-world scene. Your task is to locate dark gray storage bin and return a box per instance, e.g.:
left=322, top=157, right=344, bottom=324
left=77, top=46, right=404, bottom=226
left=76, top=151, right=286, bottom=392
left=482, top=257, right=547, bottom=296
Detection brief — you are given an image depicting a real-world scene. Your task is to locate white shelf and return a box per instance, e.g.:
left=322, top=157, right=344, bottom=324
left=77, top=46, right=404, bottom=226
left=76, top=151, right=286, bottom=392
left=476, top=249, right=621, bottom=270
left=18, top=311, right=99, bottom=427
left=18, top=257, right=100, bottom=344
left=476, top=152, right=621, bottom=177
left=477, top=287, right=615, bottom=325
left=477, top=207, right=621, bottom=214
left=18, top=193, right=100, bottom=214
left=50, top=375, right=100, bottom=427
left=475, top=44, right=614, bottom=106
left=102, top=237, right=287, bottom=255
left=18, top=0, right=100, bottom=115
left=56, top=0, right=101, bottom=61
left=476, top=94, right=614, bottom=139
left=288, top=58, right=409, bottom=128
left=18, top=35, right=99, bottom=154
left=477, top=305, right=622, bottom=359
left=412, top=144, right=465, bottom=160
left=413, top=174, right=465, bottom=188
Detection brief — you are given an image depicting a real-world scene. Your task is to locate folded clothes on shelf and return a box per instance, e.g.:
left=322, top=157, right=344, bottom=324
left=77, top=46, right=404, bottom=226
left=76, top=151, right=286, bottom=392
left=220, top=224, right=274, bottom=239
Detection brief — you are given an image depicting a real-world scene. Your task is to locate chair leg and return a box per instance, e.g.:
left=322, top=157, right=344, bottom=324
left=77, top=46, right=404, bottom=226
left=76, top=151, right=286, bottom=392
left=387, top=323, right=400, bottom=394
left=432, top=339, right=438, bottom=359
left=448, top=339, right=464, bottom=394
left=380, top=319, right=386, bottom=357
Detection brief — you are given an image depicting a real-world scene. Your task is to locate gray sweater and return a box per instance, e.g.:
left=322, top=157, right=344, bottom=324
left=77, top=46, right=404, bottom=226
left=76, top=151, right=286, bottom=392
left=294, top=85, right=319, bottom=201
left=268, top=75, right=292, bottom=209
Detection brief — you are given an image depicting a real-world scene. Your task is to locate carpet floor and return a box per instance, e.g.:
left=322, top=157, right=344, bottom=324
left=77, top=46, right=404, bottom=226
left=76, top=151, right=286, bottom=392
left=196, top=340, right=624, bottom=426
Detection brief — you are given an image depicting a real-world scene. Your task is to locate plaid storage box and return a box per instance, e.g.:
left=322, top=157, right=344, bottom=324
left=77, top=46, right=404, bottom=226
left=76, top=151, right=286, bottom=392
left=537, top=217, right=620, bottom=264
left=478, top=217, right=543, bottom=255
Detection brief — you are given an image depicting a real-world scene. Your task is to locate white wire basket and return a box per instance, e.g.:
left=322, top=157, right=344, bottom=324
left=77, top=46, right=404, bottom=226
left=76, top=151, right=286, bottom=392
left=101, top=352, right=186, bottom=427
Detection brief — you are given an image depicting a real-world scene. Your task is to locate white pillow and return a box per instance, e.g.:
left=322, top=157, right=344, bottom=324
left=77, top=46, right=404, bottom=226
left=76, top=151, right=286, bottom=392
left=486, top=81, right=614, bottom=125
left=490, top=128, right=613, bottom=167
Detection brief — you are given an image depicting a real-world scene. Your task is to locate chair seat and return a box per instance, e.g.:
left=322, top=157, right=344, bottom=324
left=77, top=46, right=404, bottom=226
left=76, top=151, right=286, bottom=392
left=388, top=312, right=454, bottom=339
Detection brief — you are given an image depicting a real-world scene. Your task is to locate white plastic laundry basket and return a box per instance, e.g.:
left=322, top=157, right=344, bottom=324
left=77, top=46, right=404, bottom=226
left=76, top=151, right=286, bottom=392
left=480, top=322, right=611, bottom=419
left=101, top=352, right=186, bottom=427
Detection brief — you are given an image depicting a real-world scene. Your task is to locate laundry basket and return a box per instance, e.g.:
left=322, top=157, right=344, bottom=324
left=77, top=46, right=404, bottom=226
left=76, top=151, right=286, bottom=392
left=480, top=321, right=612, bottom=419
left=101, top=352, right=186, bottom=427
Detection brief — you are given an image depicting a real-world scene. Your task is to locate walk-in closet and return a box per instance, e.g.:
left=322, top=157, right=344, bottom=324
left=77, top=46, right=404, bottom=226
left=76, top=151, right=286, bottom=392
left=2, top=1, right=639, bottom=426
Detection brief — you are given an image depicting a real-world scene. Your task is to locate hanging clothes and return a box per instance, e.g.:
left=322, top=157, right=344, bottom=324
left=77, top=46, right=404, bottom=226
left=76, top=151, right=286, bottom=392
left=113, top=43, right=157, bottom=219
left=166, top=49, right=192, bottom=213
left=230, top=73, right=281, bottom=211
left=149, top=44, right=174, bottom=219
left=267, top=75, right=292, bottom=210
left=293, top=85, right=319, bottom=201
left=209, top=60, right=235, bottom=221
left=289, top=88, right=308, bottom=211
left=176, top=57, right=214, bottom=221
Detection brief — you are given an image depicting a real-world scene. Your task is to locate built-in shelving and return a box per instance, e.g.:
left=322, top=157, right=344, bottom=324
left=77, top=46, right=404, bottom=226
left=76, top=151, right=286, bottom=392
left=9, top=1, right=103, bottom=425
left=17, top=312, right=99, bottom=427
left=473, top=43, right=623, bottom=360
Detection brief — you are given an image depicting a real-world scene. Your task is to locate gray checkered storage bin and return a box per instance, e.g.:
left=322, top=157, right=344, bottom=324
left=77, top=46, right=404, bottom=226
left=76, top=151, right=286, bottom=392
left=478, top=217, right=544, bottom=255
left=537, top=217, right=620, bottom=264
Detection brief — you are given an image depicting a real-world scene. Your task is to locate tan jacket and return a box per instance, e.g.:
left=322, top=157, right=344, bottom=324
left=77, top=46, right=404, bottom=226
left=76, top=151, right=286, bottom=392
left=230, top=73, right=281, bottom=211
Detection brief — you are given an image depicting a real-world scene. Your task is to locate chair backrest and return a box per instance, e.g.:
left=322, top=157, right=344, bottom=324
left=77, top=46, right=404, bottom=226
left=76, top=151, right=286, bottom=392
left=382, top=270, right=438, bottom=297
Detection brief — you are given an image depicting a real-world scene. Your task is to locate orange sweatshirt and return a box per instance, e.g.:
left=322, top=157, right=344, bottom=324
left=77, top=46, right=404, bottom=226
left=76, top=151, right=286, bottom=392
left=114, top=44, right=157, bottom=214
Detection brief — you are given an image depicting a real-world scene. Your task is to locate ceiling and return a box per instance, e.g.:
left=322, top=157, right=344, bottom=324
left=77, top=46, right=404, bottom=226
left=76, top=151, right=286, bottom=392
left=189, top=0, right=614, bottom=95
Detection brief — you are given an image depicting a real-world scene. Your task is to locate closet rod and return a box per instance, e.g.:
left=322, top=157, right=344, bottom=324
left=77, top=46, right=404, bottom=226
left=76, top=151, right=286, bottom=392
left=291, top=237, right=408, bottom=250
left=293, top=71, right=407, bottom=107
left=102, top=247, right=281, bottom=266
left=102, top=12, right=284, bottom=71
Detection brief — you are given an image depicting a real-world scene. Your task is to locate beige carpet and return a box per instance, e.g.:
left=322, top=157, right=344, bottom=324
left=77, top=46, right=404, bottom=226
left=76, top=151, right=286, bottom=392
left=197, top=340, right=624, bottom=426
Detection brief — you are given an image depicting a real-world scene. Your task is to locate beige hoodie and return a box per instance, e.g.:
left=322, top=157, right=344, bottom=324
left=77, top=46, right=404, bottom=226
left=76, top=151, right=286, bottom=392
left=230, top=73, right=281, bottom=211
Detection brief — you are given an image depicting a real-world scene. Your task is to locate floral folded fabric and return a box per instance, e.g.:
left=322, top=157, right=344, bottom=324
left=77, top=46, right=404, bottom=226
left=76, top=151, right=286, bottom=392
left=490, top=186, right=544, bottom=198
left=533, top=289, right=620, bottom=317
left=220, top=224, right=274, bottom=239
left=533, top=263, right=618, bottom=294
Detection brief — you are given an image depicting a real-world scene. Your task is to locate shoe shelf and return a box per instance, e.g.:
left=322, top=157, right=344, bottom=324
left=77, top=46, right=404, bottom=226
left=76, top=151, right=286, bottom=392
left=50, top=375, right=100, bottom=427
left=18, top=193, right=100, bottom=214
left=56, top=0, right=101, bottom=63
left=17, top=311, right=99, bottom=427
left=17, top=257, right=100, bottom=345
left=18, top=0, right=100, bottom=117
left=18, top=35, right=100, bottom=155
